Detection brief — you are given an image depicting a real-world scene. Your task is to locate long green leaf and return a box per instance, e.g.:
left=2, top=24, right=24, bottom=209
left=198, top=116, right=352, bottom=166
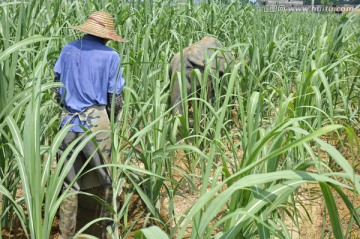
left=135, top=226, right=170, bottom=239
left=319, top=182, right=344, bottom=239
left=0, top=36, right=53, bottom=63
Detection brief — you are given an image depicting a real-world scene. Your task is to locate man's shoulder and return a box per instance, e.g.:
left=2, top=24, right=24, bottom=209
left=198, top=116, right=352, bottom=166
left=99, top=44, right=118, bottom=54
left=102, top=46, right=120, bottom=60
left=61, top=39, right=119, bottom=59
left=85, top=40, right=119, bottom=57
left=61, top=40, right=81, bottom=51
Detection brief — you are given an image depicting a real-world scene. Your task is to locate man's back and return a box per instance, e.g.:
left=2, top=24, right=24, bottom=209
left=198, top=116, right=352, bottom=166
left=55, top=34, right=125, bottom=113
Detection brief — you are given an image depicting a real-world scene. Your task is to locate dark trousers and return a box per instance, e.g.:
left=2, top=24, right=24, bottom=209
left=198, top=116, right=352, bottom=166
left=58, top=131, right=112, bottom=191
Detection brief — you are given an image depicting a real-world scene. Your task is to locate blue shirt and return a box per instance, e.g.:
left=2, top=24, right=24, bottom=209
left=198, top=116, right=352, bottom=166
left=54, top=35, right=125, bottom=132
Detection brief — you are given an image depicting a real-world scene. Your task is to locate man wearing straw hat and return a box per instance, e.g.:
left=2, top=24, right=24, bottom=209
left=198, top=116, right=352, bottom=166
left=54, top=11, right=125, bottom=239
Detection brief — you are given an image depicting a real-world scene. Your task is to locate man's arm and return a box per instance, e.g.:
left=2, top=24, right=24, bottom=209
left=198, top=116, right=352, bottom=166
left=54, top=76, right=62, bottom=105
left=107, top=93, right=123, bottom=117
left=107, top=53, right=125, bottom=118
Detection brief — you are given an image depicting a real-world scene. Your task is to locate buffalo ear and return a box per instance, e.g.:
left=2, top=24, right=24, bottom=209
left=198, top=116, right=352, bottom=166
left=187, top=46, right=206, bottom=68
left=187, top=36, right=232, bottom=73
left=188, top=47, right=230, bottom=73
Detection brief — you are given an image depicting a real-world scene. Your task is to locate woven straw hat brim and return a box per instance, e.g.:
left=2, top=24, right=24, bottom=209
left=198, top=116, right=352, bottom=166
left=70, top=24, right=125, bottom=42
left=70, top=11, right=125, bottom=42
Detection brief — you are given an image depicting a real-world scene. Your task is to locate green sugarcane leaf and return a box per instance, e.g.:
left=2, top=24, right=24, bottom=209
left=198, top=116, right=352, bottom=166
left=135, top=226, right=169, bottom=239
left=330, top=183, right=360, bottom=228
left=319, top=182, right=344, bottom=239
left=0, top=36, right=53, bottom=63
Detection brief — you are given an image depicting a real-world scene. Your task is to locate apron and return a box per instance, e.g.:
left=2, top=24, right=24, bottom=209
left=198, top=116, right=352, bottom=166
left=61, top=105, right=112, bottom=190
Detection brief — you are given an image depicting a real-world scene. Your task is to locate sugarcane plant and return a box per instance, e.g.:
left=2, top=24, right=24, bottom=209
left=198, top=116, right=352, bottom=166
left=1, top=0, right=360, bottom=239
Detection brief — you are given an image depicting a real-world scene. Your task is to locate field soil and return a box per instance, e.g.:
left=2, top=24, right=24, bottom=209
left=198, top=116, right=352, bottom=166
left=1, top=188, right=163, bottom=239
left=2, top=129, right=360, bottom=238
left=284, top=130, right=360, bottom=238
left=1, top=175, right=360, bottom=239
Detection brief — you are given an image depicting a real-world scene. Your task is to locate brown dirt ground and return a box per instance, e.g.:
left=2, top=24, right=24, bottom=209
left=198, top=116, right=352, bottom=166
left=1, top=127, right=360, bottom=238
left=284, top=129, right=360, bottom=239
left=1, top=188, right=165, bottom=239
left=284, top=184, right=360, bottom=239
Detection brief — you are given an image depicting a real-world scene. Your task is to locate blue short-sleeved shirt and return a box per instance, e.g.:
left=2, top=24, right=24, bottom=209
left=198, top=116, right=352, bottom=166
left=54, top=35, right=125, bottom=132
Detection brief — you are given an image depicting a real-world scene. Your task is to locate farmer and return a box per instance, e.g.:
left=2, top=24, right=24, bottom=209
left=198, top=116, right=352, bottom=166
left=54, top=11, right=125, bottom=239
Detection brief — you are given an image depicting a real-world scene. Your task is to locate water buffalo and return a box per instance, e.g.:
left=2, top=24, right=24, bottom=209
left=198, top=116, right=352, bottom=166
left=169, top=35, right=232, bottom=115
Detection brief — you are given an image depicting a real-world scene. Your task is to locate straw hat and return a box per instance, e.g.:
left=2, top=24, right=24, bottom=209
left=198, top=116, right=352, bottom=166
left=70, top=11, right=125, bottom=42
